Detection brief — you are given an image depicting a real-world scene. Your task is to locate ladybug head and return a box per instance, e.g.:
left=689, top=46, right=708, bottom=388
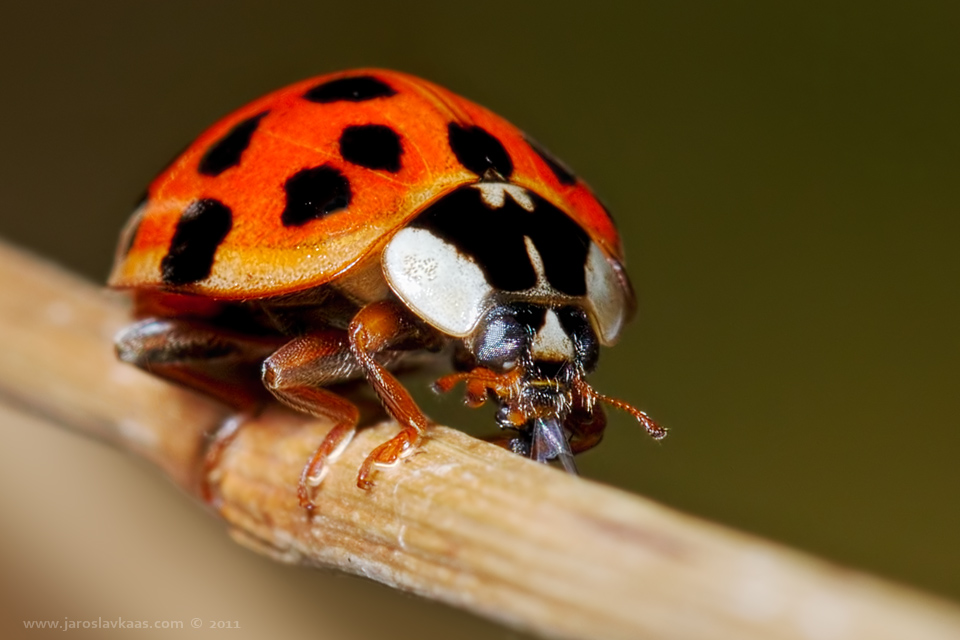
left=431, top=296, right=664, bottom=467
left=461, top=300, right=601, bottom=442
left=386, top=184, right=663, bottom=462
left=469, top=302, right=598, bottom=402
left=430, top=295, right=662, bottom=468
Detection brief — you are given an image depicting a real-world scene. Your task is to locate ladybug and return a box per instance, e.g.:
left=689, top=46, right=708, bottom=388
left=109, top=69, right=665, bottom=510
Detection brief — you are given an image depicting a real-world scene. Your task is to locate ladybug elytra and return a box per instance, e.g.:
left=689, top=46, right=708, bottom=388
left=109, top=69, right=664, bottom=510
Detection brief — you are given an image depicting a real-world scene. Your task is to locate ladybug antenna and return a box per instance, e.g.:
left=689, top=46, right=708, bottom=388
left=575, top=380, right=667, bottom=441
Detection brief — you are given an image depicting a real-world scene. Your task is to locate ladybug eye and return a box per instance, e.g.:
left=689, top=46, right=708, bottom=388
left=475, top=314, right=528, bottom=372
left=556, top=307, right=600, bottom=372
left=474, top=307, right=539, bottom=372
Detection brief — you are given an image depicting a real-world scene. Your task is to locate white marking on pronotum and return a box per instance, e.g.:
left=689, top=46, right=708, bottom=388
left=473, top=182, right=535, bottom=211
left=584, top=242, right=627, bottom=345
left=383, top=228, right=493, bottom=337
left=531, top=309, right=575, bottom=360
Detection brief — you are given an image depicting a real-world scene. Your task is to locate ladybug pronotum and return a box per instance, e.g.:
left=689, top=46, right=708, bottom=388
left=109, top=69, right=665, bottom=510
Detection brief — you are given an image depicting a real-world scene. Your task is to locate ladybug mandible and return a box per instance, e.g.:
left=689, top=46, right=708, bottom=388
left=109, top=69, right=665, bottom=510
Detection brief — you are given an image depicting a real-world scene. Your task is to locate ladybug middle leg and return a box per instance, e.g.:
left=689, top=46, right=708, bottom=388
left=347, top=300, right=441, bottom=490
left=261, top=331, right=364, bottom=511
left=265, top=300, right=441, bottom=505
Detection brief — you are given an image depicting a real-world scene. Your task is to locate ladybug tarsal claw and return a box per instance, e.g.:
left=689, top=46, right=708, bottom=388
left=200, top=413, right=251, bottom=508
left=355, top=425, right=422, bottom=490
left=297, top=487, right=315, bottom=513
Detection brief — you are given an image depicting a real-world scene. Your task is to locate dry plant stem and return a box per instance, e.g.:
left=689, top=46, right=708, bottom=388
left=1, top=240, right=959, bottom=640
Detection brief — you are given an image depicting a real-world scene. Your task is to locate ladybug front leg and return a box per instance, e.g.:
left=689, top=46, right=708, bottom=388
left=348, top=300, right=440, bottom=490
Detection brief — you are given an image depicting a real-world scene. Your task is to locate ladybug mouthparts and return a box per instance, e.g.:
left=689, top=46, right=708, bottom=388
left=433, top=301, right=667, bottom=471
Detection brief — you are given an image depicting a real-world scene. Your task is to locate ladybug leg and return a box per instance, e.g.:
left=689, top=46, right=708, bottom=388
left=348, top=301, right=438, bottom=490
left=115, top=317, right=281, bottom=410
left=260, top=332, right=363, bottom=512
left=202, top=412, right=254, bottom=506
left=115, top=317, right=284, bottom=504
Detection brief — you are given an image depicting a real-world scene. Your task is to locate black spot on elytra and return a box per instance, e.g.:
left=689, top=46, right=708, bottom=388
left=161, top=199, right=232, bottom=285
left=411, top=186, right=588, bottom=295
left=339, top=124, right=403, bottom=172
left=525, top=137, right=576, bottom=186
left=281, top=165, right=351, bottom=226
left=447, top=123, right=514, bottom=178
left=303, top=76, right=396, bottom=103
left=198, top=111, right=268, bottom=176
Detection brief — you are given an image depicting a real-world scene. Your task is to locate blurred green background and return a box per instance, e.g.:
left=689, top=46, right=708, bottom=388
left=1, top=1, right=958, bottom=638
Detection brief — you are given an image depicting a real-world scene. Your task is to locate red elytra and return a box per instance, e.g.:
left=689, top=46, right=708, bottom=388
left=110, top=69, right=621, bottom=299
